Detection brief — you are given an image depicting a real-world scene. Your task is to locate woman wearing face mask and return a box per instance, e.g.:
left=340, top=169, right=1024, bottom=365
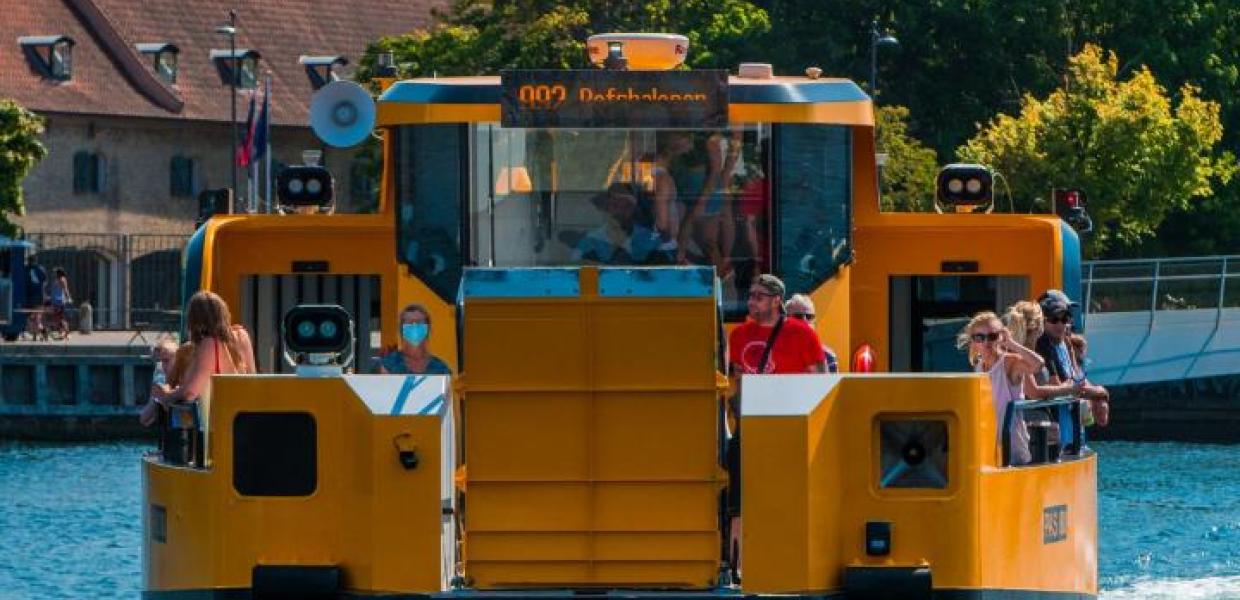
left=379, top=303, right=452, bottom=375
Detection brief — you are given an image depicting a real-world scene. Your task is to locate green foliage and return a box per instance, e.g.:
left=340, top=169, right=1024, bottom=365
left=356, top=0, right=771, bottom=81
left=0, top=99, right=46, bottom=237
left=876, top=105, right=939, bottom=212
left=958, top=45, right=1235, bottom=256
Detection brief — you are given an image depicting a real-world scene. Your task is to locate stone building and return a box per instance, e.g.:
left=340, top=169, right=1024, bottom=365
left=2, top=0, right=437, bottom=326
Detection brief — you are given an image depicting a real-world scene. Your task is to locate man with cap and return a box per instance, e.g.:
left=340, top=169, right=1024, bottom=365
left=729, top=274, right=828, bottom=376
left=1035, top=289, right=1110, bottom=427
left=724, top=274, right=828, bottom=580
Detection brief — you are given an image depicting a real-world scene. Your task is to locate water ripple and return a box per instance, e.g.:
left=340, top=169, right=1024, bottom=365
left=2, top=440, right=1239, bottom=597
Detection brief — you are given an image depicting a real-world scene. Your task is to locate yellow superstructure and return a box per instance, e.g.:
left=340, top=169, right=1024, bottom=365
left=145, top=40, right=1097, bottom=599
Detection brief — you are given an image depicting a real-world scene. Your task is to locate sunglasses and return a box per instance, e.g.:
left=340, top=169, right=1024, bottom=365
left=1046, top=315, right=1073, bottom=325
left=971, top=332, right=1001, bottom=343
left=749, top=291, right=780, bottom=299
left=790, top=313, right=815, bottom=321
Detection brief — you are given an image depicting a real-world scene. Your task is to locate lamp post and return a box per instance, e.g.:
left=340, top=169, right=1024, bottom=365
left=869, top=19, right=899, bottom=101
left=215, top=10, right=238, bottom=211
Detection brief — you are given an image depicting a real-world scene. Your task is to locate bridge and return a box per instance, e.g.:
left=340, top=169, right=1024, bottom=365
left=1083, top=255, right=1240, bottom=441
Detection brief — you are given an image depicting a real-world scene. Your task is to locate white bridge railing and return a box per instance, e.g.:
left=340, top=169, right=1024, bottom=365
left=1082, top=255, right=1240, bottom=386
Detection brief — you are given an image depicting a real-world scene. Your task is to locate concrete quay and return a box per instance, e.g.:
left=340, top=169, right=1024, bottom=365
left=0, top=331, right=170, bottom=439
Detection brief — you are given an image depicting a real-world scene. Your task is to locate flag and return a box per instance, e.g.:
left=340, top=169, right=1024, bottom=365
left=236, top=92, right=257, bottom=168
left=252, top=86, right=270, bottom=163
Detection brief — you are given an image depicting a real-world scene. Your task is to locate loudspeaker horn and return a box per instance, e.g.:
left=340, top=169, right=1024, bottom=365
left=309, top=81, right=376, bottom=148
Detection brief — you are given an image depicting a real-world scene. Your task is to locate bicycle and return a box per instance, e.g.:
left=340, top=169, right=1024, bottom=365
left=44, top=302, right=72, bottom=341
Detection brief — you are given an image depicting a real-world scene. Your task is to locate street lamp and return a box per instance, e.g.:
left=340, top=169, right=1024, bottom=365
left=215, top=10, right=237, bottom=211
left=869, top=19, right=899, bottom=101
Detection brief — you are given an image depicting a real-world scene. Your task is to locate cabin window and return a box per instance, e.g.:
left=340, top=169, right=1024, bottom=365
left=774, top=125, right=852, bottom=294
left=466, top=124, right=773, bottom=317
left=394, top=125, right=466, bottom=301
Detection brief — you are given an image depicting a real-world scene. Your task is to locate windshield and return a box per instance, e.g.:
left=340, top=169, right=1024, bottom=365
left=394, top=123, right=850, bottom=317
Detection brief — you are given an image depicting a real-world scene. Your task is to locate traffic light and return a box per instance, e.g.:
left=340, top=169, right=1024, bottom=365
left=196, top=188, right=232, bottom=228
left=277, top=165, right=335, bottom=213
left=1053, top=188, right=1093, bottom=233
left=935, top=163, right=993, bottom=212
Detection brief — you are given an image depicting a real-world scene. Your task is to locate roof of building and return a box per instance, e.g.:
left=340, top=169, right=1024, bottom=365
left=1, top=0, right=439, bottom=126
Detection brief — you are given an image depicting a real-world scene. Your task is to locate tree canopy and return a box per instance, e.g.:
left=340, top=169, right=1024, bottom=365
left=957, top=45, right=1235, bottom=255
left=357, top=0, right=770, bottom=80
left=0, top=99, right=47, bottom=238
left=876, top=105, right=938, bottom=213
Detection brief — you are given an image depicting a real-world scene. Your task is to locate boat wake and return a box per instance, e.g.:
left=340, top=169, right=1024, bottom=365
left=1102, top=575, right=1240, bottom=599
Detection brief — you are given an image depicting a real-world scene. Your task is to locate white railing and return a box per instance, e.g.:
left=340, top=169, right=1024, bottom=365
left=1082, top=255, right=1240, bottom=385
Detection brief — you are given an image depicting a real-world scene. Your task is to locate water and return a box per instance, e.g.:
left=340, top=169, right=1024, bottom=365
left=1, top=441, right=1238, bottom=598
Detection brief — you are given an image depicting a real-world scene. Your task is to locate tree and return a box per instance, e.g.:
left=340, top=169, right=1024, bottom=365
left=356, top=0, right=771, bottom=81
left=958, top=45, right=1235, bottom=256
left=0, top=99, right=46, bottom=237
left=876, top=105, right=939, bottom=212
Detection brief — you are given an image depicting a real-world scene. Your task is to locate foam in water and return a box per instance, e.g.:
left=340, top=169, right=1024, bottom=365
left=1102, top=575, right=1240, bottom=599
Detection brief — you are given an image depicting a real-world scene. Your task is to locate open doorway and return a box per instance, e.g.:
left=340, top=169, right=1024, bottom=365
left=890, top=275, right=1029, bottom=372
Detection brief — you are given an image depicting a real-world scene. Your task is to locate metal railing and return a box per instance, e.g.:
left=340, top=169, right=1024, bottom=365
left=1083, top=255, right=1239, bottom=314
left=22, top=232, right=189, bottom=331
left=1083, top=255, right=1238, bottom=382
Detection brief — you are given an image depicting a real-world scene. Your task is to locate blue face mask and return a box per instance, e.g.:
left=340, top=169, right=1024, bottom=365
left=401, top=323, right=429, bottom=346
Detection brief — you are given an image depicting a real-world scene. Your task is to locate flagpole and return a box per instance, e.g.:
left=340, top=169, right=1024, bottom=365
left=265, top=73, right=273, bottom=214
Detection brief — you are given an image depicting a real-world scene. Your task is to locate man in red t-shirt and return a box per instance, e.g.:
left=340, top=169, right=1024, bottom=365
left=729, top=274, right=828, bottom=376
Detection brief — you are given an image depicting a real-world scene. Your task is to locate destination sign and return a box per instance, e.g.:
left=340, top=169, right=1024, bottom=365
left=501, top=69, right=728, bottom=129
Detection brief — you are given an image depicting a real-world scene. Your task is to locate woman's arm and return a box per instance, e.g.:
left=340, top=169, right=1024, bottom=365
left=1001, top=330, right=1044, bottom=378
left=1022, top=373, right=1080, bottom=399
left=232, top=326, right=257, bottom=374
left=653, top=170, right=675, bottom=239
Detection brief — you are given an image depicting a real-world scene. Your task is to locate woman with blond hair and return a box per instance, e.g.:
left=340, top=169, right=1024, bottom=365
left=1003, top=301, right=1081, bottom=400
left=957, top=311, right=1044, bottom=465
left=152, top=291, right=256, bottom=406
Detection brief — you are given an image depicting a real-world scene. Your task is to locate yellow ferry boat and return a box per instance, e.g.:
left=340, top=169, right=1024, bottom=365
left=143, top=33, right=1096, bottom=599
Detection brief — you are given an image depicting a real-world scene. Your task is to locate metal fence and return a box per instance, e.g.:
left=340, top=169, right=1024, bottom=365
left=23, top=232, right=189, bottom=330
left=1083, top=255, right=1240, bottom=314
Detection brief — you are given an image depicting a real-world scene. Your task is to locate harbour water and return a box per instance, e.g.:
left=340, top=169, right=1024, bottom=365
left=0, top=441, right=1237, bottom=598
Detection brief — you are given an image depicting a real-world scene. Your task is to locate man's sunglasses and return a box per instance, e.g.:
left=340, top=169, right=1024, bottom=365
left=790, top=313, right=815, bottom=321
left=971, top=332, right=1001, bottom=343
left=1046, top=315, right=1073, bottom=325
left=749, top=291, right=780, bottom=299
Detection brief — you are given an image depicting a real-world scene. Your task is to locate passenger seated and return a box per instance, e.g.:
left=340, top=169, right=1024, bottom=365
left=152, top=291, right=256, bottom=407
left=571, top=183, right=664, bottom=265
left=378, top=303, right=452, bottom=375
left=957, top=311, right=1044, bottom=465
left=138, top=340, right=193, bottom=427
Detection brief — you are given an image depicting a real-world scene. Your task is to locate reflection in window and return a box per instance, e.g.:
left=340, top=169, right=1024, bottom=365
left=395, top=125, right=465, bottom=300
left=467, top=124, right=771, bottom=317
left=776, top=125, right=851, bottom=295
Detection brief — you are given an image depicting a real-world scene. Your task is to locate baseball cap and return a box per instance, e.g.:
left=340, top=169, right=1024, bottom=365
left=1038, top=289, right=1078, bottom=308
left=753, top=274, right=786, bottom=298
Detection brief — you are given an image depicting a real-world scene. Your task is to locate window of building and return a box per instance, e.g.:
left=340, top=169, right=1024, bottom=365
left=18, top=36, right=75, bottom=80
left=210, top=49, right=261, bottom=89
left=300, top=55, right=348, bottom=90
left=137, top=43, right=179, bottom=84
left=73, top=151, right=104, bottom=194
left=170, top=156, right=196, bottom=197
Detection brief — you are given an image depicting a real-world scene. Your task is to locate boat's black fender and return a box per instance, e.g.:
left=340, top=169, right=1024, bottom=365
left=843, top=566, right=932, bottom=600
left=252, top=565, right=340, bottom=600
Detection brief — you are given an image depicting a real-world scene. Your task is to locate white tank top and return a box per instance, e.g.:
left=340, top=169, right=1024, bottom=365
left=977, top=355, right=1031, bottom=465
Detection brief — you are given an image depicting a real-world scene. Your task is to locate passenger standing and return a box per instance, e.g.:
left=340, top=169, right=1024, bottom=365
left=1034, top=291, right=1110, bottom=427
left=784, top=294, right=839, bottom=373
left=957, top=311, right=1044, bottom=465
left=728, top=275, right=827, bottom=376
left=1004, top=301, right=1080, bottom=400
left=379, top=303, right=452, bottom=375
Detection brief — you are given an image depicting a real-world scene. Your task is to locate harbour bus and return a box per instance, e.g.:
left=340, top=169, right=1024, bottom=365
left=144, top=34, right=1096, bottom=599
